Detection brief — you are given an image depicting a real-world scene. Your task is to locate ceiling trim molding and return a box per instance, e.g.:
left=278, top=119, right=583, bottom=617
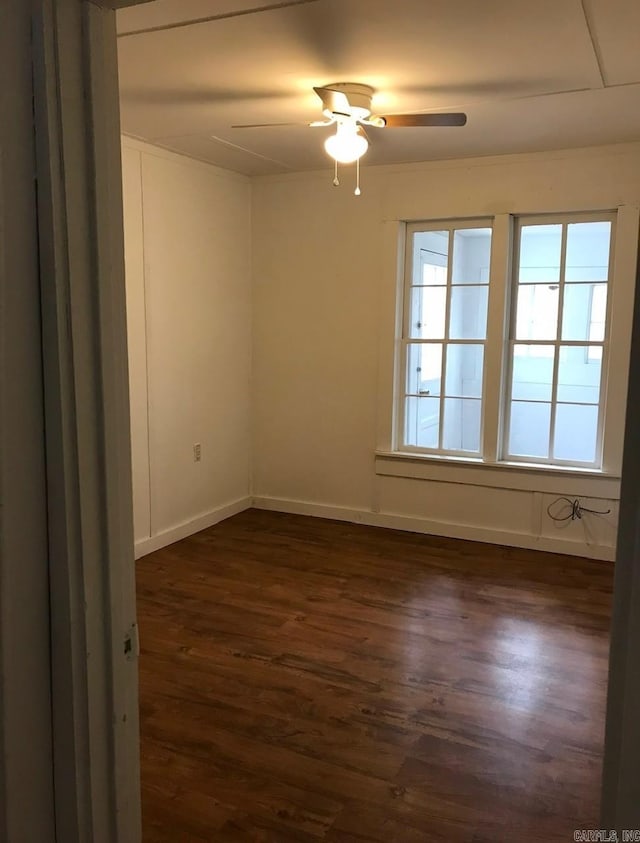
left=117, top=0, right=320, bottom=38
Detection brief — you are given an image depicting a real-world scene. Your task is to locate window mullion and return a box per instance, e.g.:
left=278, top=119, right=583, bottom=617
left=482, top=214, right=511, bottom=463
left=438, top=231, right=453, bottom=450
left=549, top=225, right=568, bottom=462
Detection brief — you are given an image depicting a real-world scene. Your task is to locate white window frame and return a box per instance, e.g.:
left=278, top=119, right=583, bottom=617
left=502, top=212, right=616, bottom=469
left=398, top=219, right=492, bottom=458
left=391, top=210, right=624, bottom=475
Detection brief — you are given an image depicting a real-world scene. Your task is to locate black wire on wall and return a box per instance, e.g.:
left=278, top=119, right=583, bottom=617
left=547, top=496, right=611, bottom=522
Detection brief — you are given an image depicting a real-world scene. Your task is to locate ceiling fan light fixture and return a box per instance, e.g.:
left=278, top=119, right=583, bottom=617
left=324, top=122, right=368, bottom=164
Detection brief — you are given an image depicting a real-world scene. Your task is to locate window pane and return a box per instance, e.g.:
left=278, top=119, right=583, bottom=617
left=421, top=259, right=448, bottom=285
left=407, top=344, right=442, bottom=395
left=452, top=228, right=492, bottom=285
left=557, top=346, right=602, bottom=404
left=511, top=345, right=555, bottom=401
left=409, top=286, right=447, bottom=339
left=443, top=398, right=481, bottom=452
left=565, top=221, right=611, bottom=283
left=554, top=403, right=599, bottom=462
left=445, top=344, right=484, bottom=398
left=414, top=230, right=449, bottom=286
left=562, top=284, right=607, bottom=341
left=449, top=286, right=488, bottom=340
left=518, top=224, right=562, bottom=284
left=589, top=284, right=607, bottom=342
left=405, top=397, right=440, bottom=449
left=508, top=401, right=551, bottom=459
left=515, top=284, right=559, bottom=340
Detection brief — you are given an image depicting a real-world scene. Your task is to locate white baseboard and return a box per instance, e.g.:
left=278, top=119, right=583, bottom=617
left=251, top=496, right=615, bottom=561
left=134, top=497, right=252, bottom=559
left=134, top=494, right=615, bottom=562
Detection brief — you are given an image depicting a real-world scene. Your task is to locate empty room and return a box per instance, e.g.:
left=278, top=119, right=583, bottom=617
left=116, top=1, right=640, bottom=839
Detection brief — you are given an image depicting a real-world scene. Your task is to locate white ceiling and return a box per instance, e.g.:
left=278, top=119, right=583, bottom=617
left=117, top=0, right=640, bottom=175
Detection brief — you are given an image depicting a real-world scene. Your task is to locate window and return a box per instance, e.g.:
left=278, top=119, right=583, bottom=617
left=401, top=223, right=492, bottom=456
left=397, top=213, right=615, bottom=469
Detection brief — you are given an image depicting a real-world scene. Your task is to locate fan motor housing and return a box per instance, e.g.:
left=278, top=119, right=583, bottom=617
left=324, top=82, right=374, bottom=120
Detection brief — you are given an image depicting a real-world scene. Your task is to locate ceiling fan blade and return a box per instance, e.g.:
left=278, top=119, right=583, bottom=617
left=382, top=112, right=467, bottom=128
left=231, top=121, right=306, bottom=129
left=313, top=86, right=351, bottom=116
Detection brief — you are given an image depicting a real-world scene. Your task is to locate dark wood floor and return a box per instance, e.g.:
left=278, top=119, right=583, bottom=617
left=137, top=509, right=613, bottom=842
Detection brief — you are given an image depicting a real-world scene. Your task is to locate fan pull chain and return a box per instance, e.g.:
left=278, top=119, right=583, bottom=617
left=354, top=157, right=361, bottom=196
left=333, top=159, right=339, bottom=186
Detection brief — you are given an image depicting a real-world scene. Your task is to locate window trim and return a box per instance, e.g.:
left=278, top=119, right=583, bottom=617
left=375, top=450, right=621, bottom=498
left=384, top=207, right=635, bottom=478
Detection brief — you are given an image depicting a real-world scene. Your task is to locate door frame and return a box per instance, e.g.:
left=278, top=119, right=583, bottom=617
left=0, top=2, right=56, bottom=839
left=29, top=0, right=143, bottom=840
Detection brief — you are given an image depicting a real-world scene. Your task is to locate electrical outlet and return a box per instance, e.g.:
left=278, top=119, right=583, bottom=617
left=193, top=443, right=202, bottom=462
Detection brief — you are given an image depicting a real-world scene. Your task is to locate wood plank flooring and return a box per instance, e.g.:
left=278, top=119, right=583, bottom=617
left=137, top=509, right=613, bottom=842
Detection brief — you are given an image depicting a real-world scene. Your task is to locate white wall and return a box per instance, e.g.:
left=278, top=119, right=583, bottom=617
left=251, top=143, right=640, bottom=560
left=122, top=138, right=252, bottom=557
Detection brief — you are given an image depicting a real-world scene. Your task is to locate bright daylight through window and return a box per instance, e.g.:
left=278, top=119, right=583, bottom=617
left=399, top=214, right=614, bottom=469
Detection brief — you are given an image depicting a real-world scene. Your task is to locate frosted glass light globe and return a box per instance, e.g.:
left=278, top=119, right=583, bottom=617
left=324, top=123, right=368, bottom=164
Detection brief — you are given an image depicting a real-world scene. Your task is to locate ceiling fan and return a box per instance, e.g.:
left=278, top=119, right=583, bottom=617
left=232, top=82, right=467, bottom=131
left=232, top=83, right=467, bottom=195
left=311, top=83, right=466, bottom=129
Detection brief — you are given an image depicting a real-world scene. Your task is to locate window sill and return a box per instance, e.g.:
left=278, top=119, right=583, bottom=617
left=375, top=451, right=621, bottom=498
